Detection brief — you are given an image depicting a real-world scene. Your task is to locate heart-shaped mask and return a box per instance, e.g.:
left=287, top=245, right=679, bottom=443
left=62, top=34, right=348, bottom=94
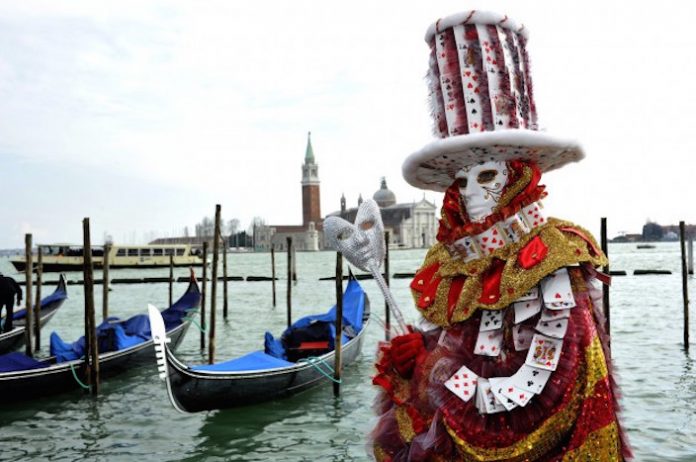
left=324, top=199, right=385, bottom=272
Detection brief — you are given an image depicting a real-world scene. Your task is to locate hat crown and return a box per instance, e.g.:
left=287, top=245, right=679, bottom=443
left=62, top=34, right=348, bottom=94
left=426, top=10, right=537, bottom=139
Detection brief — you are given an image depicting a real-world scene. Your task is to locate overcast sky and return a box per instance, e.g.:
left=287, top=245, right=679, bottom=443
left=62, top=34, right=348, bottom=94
left=1, top=1, right=695, bottom=248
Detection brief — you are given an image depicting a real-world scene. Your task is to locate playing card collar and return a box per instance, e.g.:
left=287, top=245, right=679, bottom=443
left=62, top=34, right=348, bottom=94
left=446, top=201, right=546, bottom=262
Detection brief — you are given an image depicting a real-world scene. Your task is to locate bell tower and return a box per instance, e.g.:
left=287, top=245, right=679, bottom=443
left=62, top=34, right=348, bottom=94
left=301, top=132, right=321, bottom=227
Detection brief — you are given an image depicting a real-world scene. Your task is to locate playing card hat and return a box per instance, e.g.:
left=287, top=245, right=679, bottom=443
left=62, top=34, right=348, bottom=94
left=402, top=11, right=584, bottom=192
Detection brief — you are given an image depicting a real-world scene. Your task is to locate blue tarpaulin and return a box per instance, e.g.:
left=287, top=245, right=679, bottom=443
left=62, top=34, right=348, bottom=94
left=0, top=352, right=50, bottom=372
left=194, top=279, right=366, bottom=372
left=12, top=284, right=68, bottom=320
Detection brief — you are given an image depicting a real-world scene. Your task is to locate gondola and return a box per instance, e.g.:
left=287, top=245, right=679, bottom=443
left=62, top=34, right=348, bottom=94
left=0, top=273, right=200, bottom=403
left=148, top=277, right=370, bottom=413
left=0, top=274, right=69, bottom=354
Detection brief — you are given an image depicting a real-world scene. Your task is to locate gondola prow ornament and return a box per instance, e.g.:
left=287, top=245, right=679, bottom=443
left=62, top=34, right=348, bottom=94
left=324, top=199, right=407, bottom=334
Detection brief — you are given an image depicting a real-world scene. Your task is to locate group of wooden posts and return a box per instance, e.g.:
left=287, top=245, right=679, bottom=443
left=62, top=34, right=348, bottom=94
left=14, top=216, right=694, bottom=399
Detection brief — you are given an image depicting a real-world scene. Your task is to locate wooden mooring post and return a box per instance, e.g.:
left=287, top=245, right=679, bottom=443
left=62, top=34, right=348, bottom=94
left=200, top=241, right=208, bottom=351
left=333, top=252, right=343, bottom=397
left=287, top=237, right=292, bottom=328
left=688, top=239, right=694, bottom=275
left=209, top=205, right=221, bottom=364
left=103, top=243, right=110, bottom=320
left=33, top=247, right=42, bottom=351
left=168, top=254, right=174, bottom=308
left=600, top=217, right=610, bottom=343
left=271, top=244, right=277, bottom=307
left=384, top=231, right=391, bottom=341
left=680, top=221, right=690, bottom=352
left=24, top=234, right=33, bottom=357
left=223, top=239, right=229, bottom=319
left=83, top=218, right=99, bottom=395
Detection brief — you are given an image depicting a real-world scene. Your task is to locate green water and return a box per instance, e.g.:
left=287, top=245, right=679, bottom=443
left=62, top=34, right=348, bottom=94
left=1, top=245, right=695, bottom=461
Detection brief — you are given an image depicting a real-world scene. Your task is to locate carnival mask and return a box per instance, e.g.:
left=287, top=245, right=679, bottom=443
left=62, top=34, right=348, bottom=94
left=455, top=160, right=509, bottom=222
left=324, top=199, right=385, bottom=272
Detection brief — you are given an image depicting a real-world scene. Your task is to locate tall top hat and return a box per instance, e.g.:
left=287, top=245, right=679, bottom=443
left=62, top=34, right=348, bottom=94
left=402, top=11, right=584, bottom=192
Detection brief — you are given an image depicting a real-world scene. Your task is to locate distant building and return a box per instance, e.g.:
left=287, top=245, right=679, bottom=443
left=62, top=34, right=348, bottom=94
left=327, top=177, right=438, bottom=248
left=254, top=132, right=323, bottom=251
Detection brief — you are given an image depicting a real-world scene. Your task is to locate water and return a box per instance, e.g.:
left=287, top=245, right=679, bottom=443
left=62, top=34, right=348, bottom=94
left=1, top=243, right=695, bottom=461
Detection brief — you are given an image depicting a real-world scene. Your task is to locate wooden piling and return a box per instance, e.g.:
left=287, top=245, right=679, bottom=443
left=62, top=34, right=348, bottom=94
left=200, top=241, right=208, bottom=351
left=24, top=234, right=33, bottom=357
left=223, top=239, right=229, bottom=319
left=33, top=246, right=42, bottom=351
left=292, top=243, right=297, bottom=284
left=82, top=218, right=99, bottom=394
left=689, top=239, right=694, bottom=276
left=169, top=254, right=174, bottom=308
left=271, top=244, right=277, bottom=307
left=287, top=237, right=292, bottom=328
left=209, top=205, right=221, bottom=365
left=384, top=231, right=391, bottom=341
left=333, top=252, right=343, bottom=397
left=102, top=243, right=110, bottom=321
left=600, top=217, right=610, bottom=340
left=680, top=221, right=690, bottom=352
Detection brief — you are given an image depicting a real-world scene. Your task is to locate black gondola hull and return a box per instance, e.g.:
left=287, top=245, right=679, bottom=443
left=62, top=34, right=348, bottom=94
left=167, top=330, right=367, bottom=412
left=0, top=320, right=191, bottom=403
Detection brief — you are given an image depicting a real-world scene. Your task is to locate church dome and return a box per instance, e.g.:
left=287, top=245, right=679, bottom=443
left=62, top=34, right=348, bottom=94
left=373, top=177, right=396, bottom=207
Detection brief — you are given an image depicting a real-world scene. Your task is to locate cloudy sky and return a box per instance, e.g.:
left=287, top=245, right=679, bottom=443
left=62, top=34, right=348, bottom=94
left=1, top=1, right=695, bottom=248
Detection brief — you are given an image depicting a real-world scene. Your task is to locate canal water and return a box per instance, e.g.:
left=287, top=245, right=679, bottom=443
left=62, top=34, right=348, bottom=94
left=1, top=243, right=695, bottom=461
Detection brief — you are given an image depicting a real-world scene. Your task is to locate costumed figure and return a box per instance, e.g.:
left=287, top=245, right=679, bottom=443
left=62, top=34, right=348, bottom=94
left=368, top=11, right=631, bottom=461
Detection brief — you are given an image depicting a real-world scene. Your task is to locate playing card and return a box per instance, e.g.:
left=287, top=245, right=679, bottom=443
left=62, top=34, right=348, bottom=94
left=475, top=225, right=507, bottom=255
left=474, top=328, right=503, bottom=357
left=535, top=318, right=569, bottom=339
left=444, top=365, right=479, bottom=403
left=452, top=236, right=481, bottom=263
left=514, top=297, right=541, bottom=324
left=477, top=378, right=506, bottom=414
left=516, top=286, right=539, bottom=302
left=480, top=309, right=504, bottom=332
left=540, top=268, right=575, bottom=307
left=513, top=324, right=535, bottom=351
left=540, top=307, right=572, bottom=321
left=525, top=334, right=564, bottom=371
left=500, top=383, right=535, bottom=407
left=489, top=377, right=518, bottom=411
left=520, top=202, right=546, bottom=228
left=500, top=214, right=530, bottom=242
left=508, top=364, right=552, bottom=394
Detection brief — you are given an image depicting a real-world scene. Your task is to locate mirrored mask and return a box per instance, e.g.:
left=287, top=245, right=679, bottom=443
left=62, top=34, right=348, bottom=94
left=455, top=160, right=508, bottom=222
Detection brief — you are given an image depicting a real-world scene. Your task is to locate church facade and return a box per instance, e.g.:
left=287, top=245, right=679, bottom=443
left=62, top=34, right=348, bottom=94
left=327, top=178, right=439, bottom=249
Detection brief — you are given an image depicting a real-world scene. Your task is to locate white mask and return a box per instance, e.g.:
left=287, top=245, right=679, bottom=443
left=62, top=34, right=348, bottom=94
left=323, top=199, right=385, bottom=272
left=455, top=160, right=508, bottom=222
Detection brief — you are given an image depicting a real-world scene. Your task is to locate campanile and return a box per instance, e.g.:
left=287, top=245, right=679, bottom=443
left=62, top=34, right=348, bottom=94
left=301, top=132, right=321, bottom=227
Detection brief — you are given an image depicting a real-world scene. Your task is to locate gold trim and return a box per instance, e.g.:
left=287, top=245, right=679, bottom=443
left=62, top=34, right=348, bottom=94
left=562, top=423, right=622, bottom=461
left=413, top=219, right=607, bottom=327
left=395, top=406, right=417, bottom=443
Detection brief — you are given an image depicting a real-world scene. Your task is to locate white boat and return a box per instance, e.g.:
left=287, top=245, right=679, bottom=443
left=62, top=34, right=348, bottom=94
left=10, top=243, right=204, bottom=272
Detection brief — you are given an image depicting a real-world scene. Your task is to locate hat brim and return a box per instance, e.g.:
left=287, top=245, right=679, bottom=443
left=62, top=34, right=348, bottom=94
left=402, top=130, right=584, bottom=192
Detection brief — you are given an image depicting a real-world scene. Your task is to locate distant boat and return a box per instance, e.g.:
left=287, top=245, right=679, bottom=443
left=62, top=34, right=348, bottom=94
left=148, top=277, right=370, bottom=413
left=0, top=273, right=200, bottom=403
left=10, top=243, right=204, bottom=272
left=637, top=244, right=656, bottom=249
left=0, top=275, right=68, bottom=353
